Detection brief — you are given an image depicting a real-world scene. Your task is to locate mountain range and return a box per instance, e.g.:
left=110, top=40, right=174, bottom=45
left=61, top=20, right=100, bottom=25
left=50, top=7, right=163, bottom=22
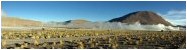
left=2, top=11, right=176, bottom=27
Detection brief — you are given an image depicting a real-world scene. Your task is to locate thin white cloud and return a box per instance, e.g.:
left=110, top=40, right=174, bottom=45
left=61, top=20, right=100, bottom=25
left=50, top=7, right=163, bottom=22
left=1, top=10, right=7, bottom=16
left=158, top=10, right=186, bottom=26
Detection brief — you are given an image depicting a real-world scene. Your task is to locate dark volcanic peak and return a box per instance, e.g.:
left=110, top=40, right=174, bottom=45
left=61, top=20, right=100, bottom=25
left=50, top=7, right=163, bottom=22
left=109, top=11, right=173, bottom=26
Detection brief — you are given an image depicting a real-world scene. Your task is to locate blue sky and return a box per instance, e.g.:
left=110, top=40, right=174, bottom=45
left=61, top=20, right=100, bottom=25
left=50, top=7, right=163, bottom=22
left=1, top=1, right=186, bottom=25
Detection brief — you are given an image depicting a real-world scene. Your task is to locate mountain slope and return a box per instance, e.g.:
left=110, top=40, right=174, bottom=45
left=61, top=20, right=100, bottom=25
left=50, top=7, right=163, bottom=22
left=109, top=11, right=172, bottom=26
left=2, top=16, right=43, bottom=27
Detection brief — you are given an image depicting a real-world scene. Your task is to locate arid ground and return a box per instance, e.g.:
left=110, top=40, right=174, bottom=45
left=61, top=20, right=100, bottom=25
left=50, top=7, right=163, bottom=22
left=2, top=29, right=186, bottom=49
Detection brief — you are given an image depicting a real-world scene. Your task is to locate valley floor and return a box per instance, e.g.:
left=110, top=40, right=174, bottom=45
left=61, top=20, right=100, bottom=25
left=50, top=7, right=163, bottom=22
left=1, top=29, right=186, bottom=49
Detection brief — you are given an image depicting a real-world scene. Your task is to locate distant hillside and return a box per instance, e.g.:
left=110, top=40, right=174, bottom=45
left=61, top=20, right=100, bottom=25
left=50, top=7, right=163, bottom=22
left=2, top=16, right=43, bottom=27
left=64, top=19, right=91, bottom=25
left=174, top=25, right=186, bottom=28
left=109, top=11, right=173, bottom=26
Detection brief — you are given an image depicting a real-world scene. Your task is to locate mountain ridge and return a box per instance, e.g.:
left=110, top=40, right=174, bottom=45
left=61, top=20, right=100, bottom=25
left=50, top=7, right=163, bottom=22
left=109, top=11, right=173, bottom=26
left=2, top=16, right=43, bottom=27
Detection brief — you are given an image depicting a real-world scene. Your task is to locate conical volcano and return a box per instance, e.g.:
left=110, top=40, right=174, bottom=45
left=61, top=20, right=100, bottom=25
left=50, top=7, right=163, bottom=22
left=109, top=11, right=172, bottom=26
